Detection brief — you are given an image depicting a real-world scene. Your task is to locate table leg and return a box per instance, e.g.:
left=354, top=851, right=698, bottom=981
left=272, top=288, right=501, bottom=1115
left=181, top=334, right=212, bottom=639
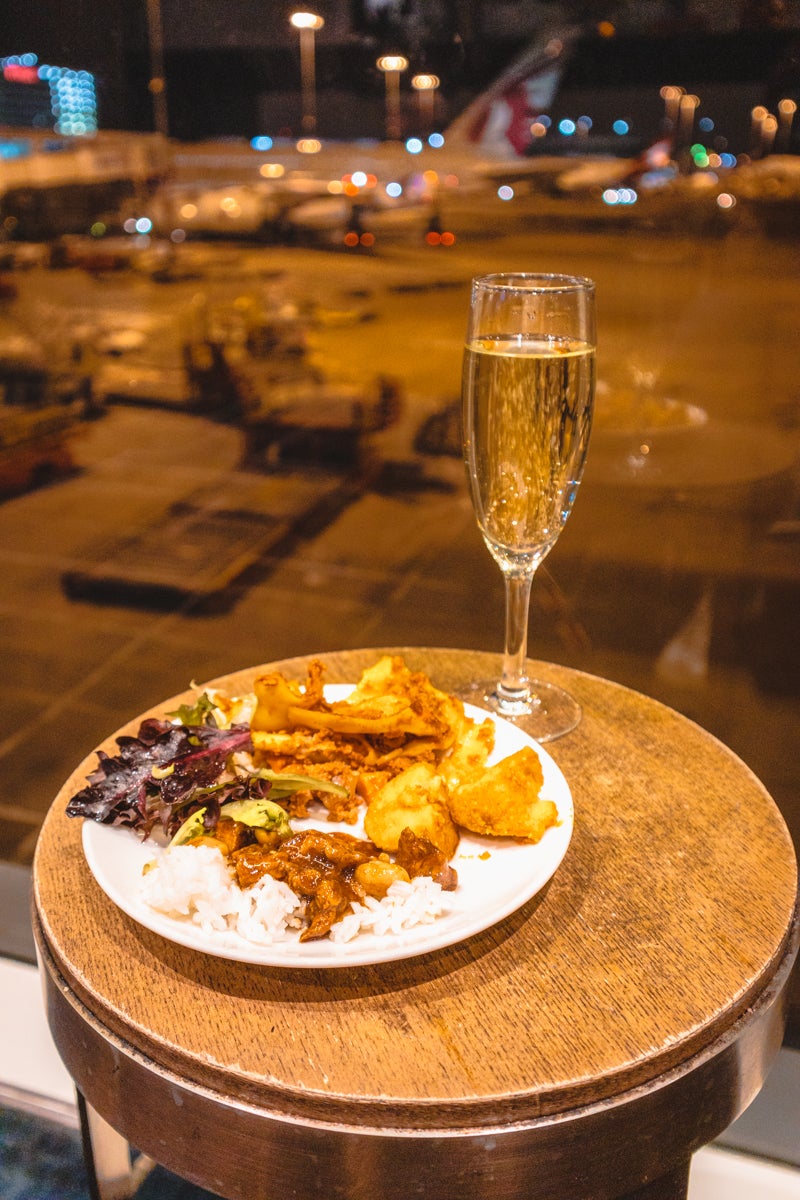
left=77, top=1090, right=156, bottom=1200
left=617, top=1161, right=690, bottom=1200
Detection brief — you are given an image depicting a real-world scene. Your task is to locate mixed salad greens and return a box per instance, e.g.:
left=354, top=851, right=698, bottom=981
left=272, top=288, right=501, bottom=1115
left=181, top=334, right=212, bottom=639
left=66, top=693, right=347, bottom=843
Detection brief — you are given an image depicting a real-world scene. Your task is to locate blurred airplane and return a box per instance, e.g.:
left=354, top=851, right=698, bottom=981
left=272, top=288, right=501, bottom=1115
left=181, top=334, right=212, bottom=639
left=1, top=21, right=672, bottom=245
left=150, top=18, right=671, bottom=244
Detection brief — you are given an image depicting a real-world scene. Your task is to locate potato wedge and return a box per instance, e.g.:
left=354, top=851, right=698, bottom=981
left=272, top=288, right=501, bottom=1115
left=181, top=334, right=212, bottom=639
left=448, top=746, right=558, bottom=842
left=364, top=763, right=460, bottom=858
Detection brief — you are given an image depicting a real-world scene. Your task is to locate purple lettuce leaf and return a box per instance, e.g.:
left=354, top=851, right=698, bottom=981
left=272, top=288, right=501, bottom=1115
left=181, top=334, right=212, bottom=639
left=66, top=718, right=254, bottom=838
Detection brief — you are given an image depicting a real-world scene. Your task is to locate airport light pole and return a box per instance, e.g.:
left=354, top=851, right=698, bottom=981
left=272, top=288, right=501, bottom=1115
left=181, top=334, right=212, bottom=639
left=411, top=73, right=439, bottom=134
left=290, top=11, right=325, bottom=134
left=145, top=0, right=169, bottom=137
left=776, top=98, right=797, bottom=152
left=377, top=55, right=408, bottom=141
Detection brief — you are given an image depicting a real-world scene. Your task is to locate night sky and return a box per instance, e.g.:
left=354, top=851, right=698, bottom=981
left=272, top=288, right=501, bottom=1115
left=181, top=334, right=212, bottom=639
left=3, top=2, right=798, bottom=143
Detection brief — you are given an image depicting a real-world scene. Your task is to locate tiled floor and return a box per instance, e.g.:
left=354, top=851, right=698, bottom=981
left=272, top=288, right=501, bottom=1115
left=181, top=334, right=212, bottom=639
left=690, top=1150, right=800, bottom=1199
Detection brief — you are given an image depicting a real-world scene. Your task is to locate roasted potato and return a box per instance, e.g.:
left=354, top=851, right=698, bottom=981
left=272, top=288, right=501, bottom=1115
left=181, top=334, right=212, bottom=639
left=438, top=714, right=495, bottom=790
left=448, top=746, right=558, bottom=842
left=364, top=763, right=460, bottom=858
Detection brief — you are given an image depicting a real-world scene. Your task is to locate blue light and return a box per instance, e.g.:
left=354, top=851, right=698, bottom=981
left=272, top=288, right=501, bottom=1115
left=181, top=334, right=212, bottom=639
left=0, top=140, right=30, bottom=159
left=405, top=137, right=423, bottom=154
left=135, top=217, right=152, bottom=234
left=612, top=119, right=629, bottom=135
left=578, top=115, right=593, bottom=129
left=720, top=152, right=737, bottom=168
left=602, top=187, right=638, bottom=206
left=42, top=62, right=97, bottom=136
left=250, top=135, right=273, bottom=151
left=21, top=53, right=38, bottom=67
left=497, top=185, right=514, bottom=201
left=386, top=181, right=403, bottom=197
left=428, top=132, right=445, bottom=148
left=559, top=119, right=576, bottom=136
left=698, top=117, right=714, bottom=133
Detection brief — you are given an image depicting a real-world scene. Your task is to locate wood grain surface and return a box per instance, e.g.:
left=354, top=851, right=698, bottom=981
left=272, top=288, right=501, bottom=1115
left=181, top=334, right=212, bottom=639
left=33, top=648, right=798, bottom=1132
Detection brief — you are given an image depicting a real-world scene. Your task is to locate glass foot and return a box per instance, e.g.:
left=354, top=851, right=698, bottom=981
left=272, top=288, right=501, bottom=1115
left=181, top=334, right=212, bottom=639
left=457, top=677, right=582, bottom=742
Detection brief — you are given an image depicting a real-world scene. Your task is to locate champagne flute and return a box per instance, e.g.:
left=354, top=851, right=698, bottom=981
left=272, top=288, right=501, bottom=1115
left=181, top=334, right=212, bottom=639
left=461, top=272, right=595, bottom=741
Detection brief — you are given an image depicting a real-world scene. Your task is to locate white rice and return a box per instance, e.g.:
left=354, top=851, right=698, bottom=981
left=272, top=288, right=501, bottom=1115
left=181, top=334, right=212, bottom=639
left=141, top=845, right=304, bottom=943
left=329, top=876, right=451, bottom=943
left=140, top=844, right=451, bottom=946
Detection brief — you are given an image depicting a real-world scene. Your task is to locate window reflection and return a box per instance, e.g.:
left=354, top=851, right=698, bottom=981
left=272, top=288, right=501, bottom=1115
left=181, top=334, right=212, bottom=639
left=1, top=12, right=798, bottom=1035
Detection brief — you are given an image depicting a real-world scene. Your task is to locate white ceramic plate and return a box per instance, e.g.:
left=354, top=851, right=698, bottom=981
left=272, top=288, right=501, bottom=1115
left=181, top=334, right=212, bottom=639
left=82, top=691, right=574, bottom=969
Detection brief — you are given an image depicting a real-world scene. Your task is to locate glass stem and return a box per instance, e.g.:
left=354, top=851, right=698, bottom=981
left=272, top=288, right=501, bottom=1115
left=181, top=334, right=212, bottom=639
left=499, top=569, right=535, bottom=706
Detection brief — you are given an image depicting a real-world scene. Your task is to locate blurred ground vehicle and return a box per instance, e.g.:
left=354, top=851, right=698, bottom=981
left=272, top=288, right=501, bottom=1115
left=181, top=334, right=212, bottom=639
left=0, top=336, right=94, bottom=497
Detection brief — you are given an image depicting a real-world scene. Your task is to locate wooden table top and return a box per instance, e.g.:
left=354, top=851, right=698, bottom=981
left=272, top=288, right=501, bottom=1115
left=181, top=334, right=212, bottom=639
left=33, top=648, right=798, bottom=1132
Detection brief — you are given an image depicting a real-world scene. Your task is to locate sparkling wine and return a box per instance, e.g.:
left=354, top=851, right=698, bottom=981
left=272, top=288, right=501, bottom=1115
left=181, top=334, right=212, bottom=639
left=463, top=334, right=594, bottom=572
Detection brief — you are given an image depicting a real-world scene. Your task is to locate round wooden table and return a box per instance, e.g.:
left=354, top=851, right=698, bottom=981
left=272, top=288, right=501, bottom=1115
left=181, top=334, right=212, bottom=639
left=33, top=649, right=799, bottom=1200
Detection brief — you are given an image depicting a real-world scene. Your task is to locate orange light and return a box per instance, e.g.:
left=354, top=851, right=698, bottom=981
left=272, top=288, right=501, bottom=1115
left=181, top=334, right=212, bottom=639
left=425, top=230, right=441, bottom=246
left=290, top=12, right=324, bottom=30
left=377, top=55, right=409, bottom=73
left=598, top=21, right=615, bottom=37
left=359, top=232, right=375, bottom=246
left=344, top=231, right=359, bottom=247
left=344, top=182, right=359, bottom=197
left=440, top=230, right=456, bottom=246
left=411, top=74, right=440, bottom=91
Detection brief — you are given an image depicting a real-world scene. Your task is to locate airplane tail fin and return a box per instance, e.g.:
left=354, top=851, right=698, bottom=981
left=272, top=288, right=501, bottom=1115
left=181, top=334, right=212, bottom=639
left=445, top=24, right=582, bottom=158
